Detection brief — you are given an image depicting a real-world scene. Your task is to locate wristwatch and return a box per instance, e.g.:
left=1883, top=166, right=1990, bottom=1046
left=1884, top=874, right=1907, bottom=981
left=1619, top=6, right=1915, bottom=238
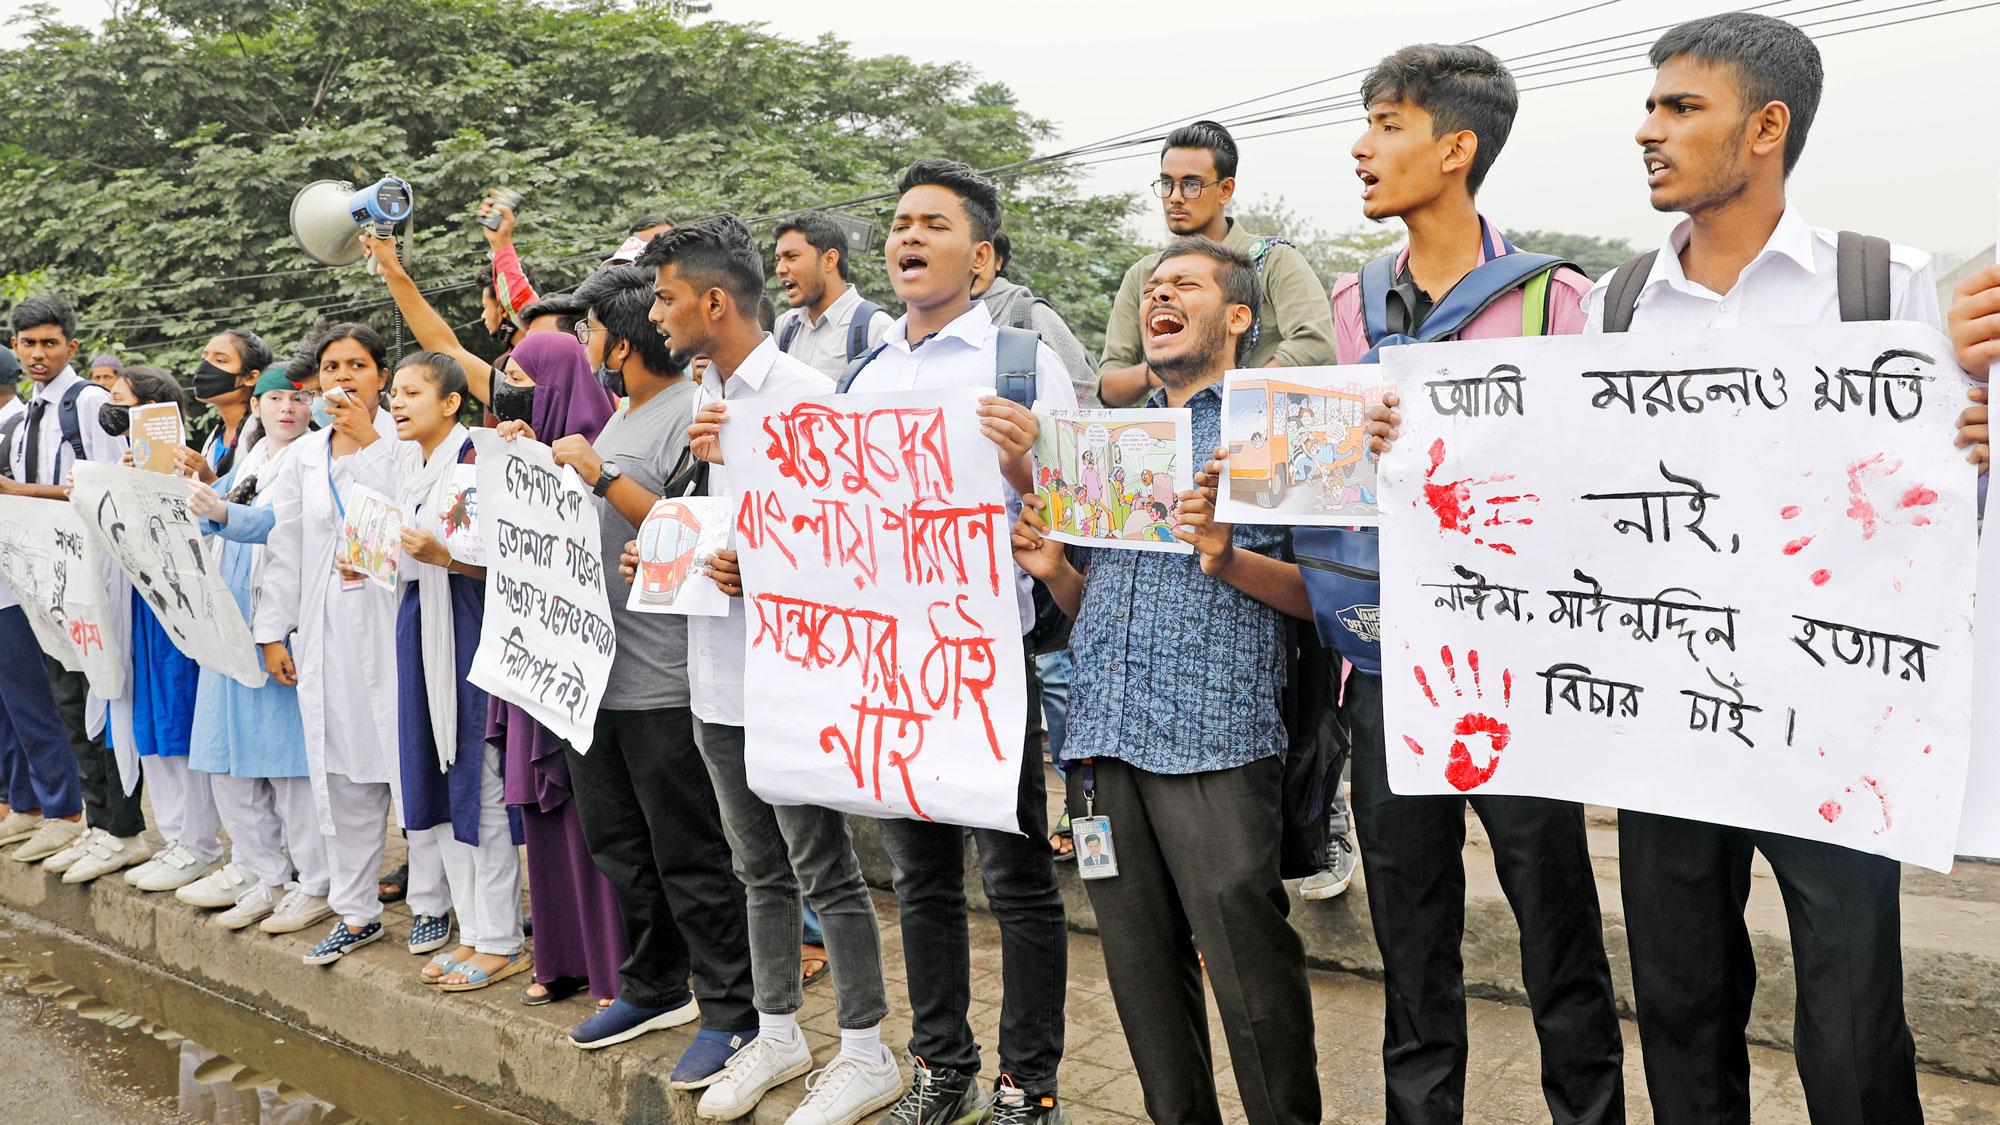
left=593, top=460, right=623, bottom=497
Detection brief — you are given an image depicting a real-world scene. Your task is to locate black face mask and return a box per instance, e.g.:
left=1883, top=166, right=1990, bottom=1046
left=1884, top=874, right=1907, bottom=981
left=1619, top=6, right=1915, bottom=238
left=490, top=381, right=536, bottom=425
left=98, top=404, right=131, bottom=437
left=596, top=363, right=626, bottom=399
left=193, top=359, right=240, bottom=400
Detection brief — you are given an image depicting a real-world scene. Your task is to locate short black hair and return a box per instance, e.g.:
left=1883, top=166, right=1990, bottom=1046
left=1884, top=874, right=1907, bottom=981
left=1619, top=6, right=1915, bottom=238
left=120, top=365, right=187, bottom=412
left=773, top=211, right=852, bottom=281
left=520, top=292, right=589, bottom=334
left=1650, top=12, right=1823, bottom=175
left=1160, top=119, right=1239, bottom=180
left=628, top=214, right=673, bottom=235
left=1157, top=236, right=1259, bottom=365
left=635, top=215, right=766, bottom=310
left=9, top=295, right=77, bottom=340
left=896, top=158, right=1002, bottom=244
left=219, top=327, right=274, bottom=374
left=396, top=349, right=469, bottom=410
left=992, top=229, right=1012, bottom=276
left=1360, top=44, right=1518, bottom=195
left=757, top=296, right=776, bottom=332
left=573, top=265, right=684, bottom=378
left=310, top=322, right=388, bottom=375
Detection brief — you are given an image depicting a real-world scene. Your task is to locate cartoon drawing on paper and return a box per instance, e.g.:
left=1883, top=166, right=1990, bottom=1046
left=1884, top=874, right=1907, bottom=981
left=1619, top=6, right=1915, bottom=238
left=1031, top=408, right=1193, bottom=553
left=627, top=496, right=731, bottom=616
left=1220, top=369, right=1384, bottom=525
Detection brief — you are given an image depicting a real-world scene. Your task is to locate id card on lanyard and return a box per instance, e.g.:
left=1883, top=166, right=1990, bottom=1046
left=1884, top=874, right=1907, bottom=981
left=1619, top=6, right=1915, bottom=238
left=327, top=450, right=365, bottom=592
left=1074, top=760, right=1119, bottom=880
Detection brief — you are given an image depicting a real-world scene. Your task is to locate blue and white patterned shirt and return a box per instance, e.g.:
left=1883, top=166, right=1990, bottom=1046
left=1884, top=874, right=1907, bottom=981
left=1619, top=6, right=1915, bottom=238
left=1060, top=383, right=1290, bottom=775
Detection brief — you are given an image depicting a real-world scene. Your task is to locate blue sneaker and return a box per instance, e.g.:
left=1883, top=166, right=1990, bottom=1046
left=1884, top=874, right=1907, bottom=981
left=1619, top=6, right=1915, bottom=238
left=303, top=920, right=382, bottom=966
left=670, top=1027, right=756, bottom=1090
left=567, top=994, right=699, bottom=1050
left=407, top=913, right=451, bottom=954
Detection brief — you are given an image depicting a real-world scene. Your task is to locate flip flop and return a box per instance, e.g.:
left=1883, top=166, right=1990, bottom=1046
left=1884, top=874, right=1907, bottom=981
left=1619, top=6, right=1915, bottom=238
left=377, top=863, right=408, bottom=903
left=441, top=953, right=532, bottom=993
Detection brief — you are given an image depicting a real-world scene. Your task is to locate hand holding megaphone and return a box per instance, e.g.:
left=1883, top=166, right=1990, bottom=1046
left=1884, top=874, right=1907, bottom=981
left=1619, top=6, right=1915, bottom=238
left=359, top=230, right=406, bottom=281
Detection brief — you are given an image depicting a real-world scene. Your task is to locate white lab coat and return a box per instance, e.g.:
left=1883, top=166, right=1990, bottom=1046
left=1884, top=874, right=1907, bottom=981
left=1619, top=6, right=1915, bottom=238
left=252, top=410, right=405, bottom=834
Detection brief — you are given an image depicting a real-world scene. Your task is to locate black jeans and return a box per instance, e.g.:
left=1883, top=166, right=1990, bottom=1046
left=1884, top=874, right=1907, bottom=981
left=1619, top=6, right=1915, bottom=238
left=1620, top=809, right=1919, bottom=1125
left=47, top=656, right=143, bottom=837
left=1066, top=755, right=1319, bottom=1125
left=1342, top=672, right=1624, bottom=1125
left=566, top=705, right=755, bottom=1031
left=877, top=653, right=1066, bottom=1098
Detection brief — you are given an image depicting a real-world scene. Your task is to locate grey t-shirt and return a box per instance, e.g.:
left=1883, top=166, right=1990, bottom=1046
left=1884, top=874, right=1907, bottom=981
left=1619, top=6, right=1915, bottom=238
left=595, top=379, right=700, bottom=710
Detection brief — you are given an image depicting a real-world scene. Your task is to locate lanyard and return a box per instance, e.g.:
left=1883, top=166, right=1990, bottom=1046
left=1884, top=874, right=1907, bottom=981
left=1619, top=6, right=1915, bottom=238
left=1080, top=758, right=1095, bottom=817
left=324, top=445, right=346, bottom=521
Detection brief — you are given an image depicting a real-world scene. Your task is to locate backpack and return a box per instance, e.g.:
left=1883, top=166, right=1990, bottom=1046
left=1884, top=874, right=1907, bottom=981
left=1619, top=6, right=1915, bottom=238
left=777, top=298, right=883, bottom=364
left=0, top=381, right=100, bottom=482
left=1294, top=241, right=1573, bottom=674
left=1600, top=229, right=1891, bottom=330
left=1242, top=236, right=1295, bottom=357
left=839, top=325, right=1070, bottom=654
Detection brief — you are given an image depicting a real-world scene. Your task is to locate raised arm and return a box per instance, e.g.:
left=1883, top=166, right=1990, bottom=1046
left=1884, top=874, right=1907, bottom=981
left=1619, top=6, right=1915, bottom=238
left=360, top=231, right=497, bottom=405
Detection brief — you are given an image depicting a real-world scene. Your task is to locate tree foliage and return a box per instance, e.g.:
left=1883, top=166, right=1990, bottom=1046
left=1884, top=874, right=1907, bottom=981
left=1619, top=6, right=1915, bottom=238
left=0, top=0, right=1144, bottom=370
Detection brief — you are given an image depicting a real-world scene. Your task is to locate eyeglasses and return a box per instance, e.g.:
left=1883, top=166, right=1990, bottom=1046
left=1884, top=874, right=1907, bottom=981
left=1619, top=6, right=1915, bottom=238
left=573, top=322, right=598, bottom=345
left=262, top=391, right=315, bottom=406
left=1152, top=176, right=1220, bottom=200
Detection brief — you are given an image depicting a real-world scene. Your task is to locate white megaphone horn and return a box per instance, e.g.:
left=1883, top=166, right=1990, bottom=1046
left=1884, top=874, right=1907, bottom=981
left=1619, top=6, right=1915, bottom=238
left=289, top=176, right=416, bottom=266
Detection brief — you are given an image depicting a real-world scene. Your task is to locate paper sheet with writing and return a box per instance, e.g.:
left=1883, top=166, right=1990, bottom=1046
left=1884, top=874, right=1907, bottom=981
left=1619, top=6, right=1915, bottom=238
left=69, top=462, right=267, bottom=688
left=467, top=431, right=616, bottom=752
left=340, top=484, right=402, bottom=592
left=129, top=402, right=184, bottom=475
left=625, top=497, right=731, bottom=617
left=1030, top=408, right=1192, bottom=552
left=0, top=494, right=127, bottom=696
left=1377, top=324, right=1975, bottom=872
left=1218, top=367, right=1386, bottom=526
left=721, top=388, right=1028, bottom=832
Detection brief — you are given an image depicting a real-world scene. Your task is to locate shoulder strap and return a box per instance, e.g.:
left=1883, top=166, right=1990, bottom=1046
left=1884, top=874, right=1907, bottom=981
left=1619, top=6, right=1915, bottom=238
left=1520, top=267, right=1556, bottom=337
left=994, top=325, right=1040, bottom=409
left=776, top=314, right=801, bottom=355
left=846, top=299, right=882, bottom=361
left=1412, top=253, right=1568, bottom=346
left=1836, top=231, right=1894, bottom=323
left=1600, top=251, right=1660, bottom=334
left=836, top=343, right=891, bottom=394
left=0, top=412, right=21, bottom=478
left=58, top=381, right=99, bottom=462
left=1243, top=238, right=1296, bottom=356
left=1358, top=255, right=1398, bottom=347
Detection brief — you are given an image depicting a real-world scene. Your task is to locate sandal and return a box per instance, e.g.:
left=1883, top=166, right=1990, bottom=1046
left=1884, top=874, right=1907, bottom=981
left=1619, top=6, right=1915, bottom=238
left=801, top=944, right=829, bottom=988
left=522, top=975, right=588, bottom=1006
left=377, top=863, right=408, bottom=903
left=421, top=950, right=466, bottom=984
left=441, top=952, right=532, bottom=993
left=1050, top=813, right=1076, bottom=861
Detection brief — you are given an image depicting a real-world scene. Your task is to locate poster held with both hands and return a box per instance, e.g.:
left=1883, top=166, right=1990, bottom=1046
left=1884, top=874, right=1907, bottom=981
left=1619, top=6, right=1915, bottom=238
left=625, top=496, right=731, bottom=617
left=1029, top=407, right=1193, bottom=553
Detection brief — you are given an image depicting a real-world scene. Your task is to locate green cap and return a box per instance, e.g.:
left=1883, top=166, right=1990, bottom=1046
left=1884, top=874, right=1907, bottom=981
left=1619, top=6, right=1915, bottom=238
left=253, top=367, right=299, bottom=396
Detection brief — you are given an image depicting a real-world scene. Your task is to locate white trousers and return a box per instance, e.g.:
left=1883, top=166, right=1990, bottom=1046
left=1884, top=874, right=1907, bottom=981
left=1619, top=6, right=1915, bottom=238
left=208, top=773, right=328, bottom=895
left=140, top=755, right=223, bottom=861
left=406, top=824, right=451, bottom=919
left=415, top=750, right=523, bottom=955
left=323, top=772, right=392, bottom=927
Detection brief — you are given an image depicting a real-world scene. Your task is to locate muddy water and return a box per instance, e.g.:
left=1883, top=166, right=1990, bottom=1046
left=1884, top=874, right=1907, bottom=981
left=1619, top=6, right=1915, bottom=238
left=0, top=920, right=528, bottom=1124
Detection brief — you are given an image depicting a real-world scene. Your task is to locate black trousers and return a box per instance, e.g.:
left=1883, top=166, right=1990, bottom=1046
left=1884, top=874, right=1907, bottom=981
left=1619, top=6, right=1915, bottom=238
left=46, top=656, right=144, bottom=837
left=1620, top=809, right=1920, bottom=1125
left=877, top=653, right=1067, bottom=1097
left=566, top=705, right=755, bottom=1031
left=1067, top=755, right=1320, bottom=1125
left=1342, top=672, right=1624, bottom=1125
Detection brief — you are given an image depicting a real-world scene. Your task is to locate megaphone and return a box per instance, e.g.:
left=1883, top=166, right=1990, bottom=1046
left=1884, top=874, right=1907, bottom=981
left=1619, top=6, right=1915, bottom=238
left=289, top=176, right=416, bottom=266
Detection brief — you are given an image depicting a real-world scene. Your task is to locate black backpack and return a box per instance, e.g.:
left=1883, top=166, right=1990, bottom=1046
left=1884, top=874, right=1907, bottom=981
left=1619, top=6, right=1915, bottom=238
left=0, top=381, right=100, bottom=481
left=777, top=298, right=884, bottom=364
left=1600, top=229, right=1891, bottom=330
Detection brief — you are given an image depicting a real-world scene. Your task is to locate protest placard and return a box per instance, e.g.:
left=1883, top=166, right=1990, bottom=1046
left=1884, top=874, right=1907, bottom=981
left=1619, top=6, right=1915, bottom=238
left=721, top=388, right=1028, bottom=832
left=1377, top=323, right=1975, bottom=871
left=0, top=494, right=127, bottom=697
left=1218, top=367, right=1385, bottom=526
left=466, top=431, right=615, bottom=752
left=69, top=462, right=266, bottom=688
left=340, top=483, right=402, bottom=591
left=1030, top=407, right=1191, bottom=553
left=129, top=402, right=184, bottom=474
left=439, top=463, right=483, bottom=565
left=625, top=496, right=731, bottom=617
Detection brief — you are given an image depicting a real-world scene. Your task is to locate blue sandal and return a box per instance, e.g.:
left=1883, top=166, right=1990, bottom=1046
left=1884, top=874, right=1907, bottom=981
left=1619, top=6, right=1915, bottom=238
left=440, top=952, right=532, bottom=993
left=420, top=952, right=461, bottom=984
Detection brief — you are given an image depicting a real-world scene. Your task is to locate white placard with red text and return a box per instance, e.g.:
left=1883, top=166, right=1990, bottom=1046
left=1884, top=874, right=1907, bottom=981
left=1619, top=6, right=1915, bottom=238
left=721, top=388, right=1027, bottom=833
left=1378, top=323, right=1976, bottom=871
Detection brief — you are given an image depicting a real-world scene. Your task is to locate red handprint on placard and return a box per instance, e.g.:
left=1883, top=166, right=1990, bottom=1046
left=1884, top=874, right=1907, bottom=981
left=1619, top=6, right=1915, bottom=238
left=1403, top=645, right=1514, bottom=792
left=1419, top=439, right=1538, bottom=556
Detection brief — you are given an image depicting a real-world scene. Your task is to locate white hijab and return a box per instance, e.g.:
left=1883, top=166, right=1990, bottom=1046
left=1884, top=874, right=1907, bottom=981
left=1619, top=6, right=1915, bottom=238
left=403, top=423, right=469, bottom=773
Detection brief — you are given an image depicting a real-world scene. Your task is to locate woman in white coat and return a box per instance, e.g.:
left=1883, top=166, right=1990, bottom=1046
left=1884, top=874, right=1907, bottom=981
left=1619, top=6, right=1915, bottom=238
left=252, top=323, right=444, bottom=965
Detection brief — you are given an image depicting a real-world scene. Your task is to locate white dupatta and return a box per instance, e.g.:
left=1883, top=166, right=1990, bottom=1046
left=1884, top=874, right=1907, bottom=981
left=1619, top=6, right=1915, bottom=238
left=403, top=424, right=469, bottom=773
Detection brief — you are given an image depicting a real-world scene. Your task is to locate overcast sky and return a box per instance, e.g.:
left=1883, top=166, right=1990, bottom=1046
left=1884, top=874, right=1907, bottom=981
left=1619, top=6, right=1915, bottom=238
left=12, top=0, right=1999, bottom=264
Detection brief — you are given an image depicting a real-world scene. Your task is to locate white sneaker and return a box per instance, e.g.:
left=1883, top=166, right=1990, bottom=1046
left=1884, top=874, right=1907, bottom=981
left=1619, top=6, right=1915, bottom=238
left=130, top=843, right=216, bottom=892
left=215, top=883, right=283, bottom=930
left=123, top=852, right=168, bottom=886
left=258, top=887, right=333, bottom=934
left=784, top=1050, right=905, bottom=1125
left=697, top=1033, right=814, bottom=1120
left=41, top=828, right=97, bottom=873
left=63, top=832, right=152, bottom=884
left=0, top=810, right=41, bottom=844
left=178, top=862, right=257, bottom=909
left=11, top=817, right=84, bottom=863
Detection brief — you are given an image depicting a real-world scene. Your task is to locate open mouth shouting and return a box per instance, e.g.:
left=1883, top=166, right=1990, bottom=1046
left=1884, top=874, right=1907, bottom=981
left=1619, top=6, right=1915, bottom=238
left=1147, top=305, right=1188, bottom=344
left=896, top=250, right=930, bottom=283
left=1643, top=150, right=1672, bottom=187
left=1357, top=167, right=1380, bottom=201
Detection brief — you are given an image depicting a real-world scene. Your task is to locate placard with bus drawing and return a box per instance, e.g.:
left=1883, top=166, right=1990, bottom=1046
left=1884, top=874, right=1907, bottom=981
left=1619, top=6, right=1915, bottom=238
left=1219, top=367, right=1386, bottom=526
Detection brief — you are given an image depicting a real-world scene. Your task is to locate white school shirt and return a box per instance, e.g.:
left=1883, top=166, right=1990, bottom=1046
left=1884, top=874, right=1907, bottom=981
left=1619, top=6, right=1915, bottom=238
left=844, top=301, right=1078, bottom=632
left=1581, top=208, right=1942, bottom=334
left=686, top=335, right=835, bottom=728
left=2, top=368, right=126, bottom=613
left=774, top=284, right=896, bottom=381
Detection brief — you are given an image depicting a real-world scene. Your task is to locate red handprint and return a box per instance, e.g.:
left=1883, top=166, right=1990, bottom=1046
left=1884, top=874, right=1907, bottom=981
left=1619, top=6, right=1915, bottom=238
left=1419, top=439, right=1538, bottom=556
left=1403, top=645, right=1515, bottom=792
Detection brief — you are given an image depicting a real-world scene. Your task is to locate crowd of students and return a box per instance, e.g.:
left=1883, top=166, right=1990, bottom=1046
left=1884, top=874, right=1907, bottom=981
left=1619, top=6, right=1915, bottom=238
left=0, top=13, right=1996, bottom=1125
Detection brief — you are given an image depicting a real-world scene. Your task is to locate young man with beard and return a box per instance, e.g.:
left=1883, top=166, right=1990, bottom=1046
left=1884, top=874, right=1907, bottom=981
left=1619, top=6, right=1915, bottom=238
left=771, top=211, right=894, bottom=381
left=1311, top=44, right=1625, bottom=1125
left=1096, top=120, right=1335, bottom=407
left=1012, top=237, right=1320, bottom=1125
left=633, top=217, right=904, bottom=1125
left=844, top=158, right=1075, bottom=1125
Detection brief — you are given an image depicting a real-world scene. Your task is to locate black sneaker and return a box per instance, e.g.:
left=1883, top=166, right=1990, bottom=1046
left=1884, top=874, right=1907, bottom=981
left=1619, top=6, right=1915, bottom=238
left=886, top=1058, right=987, bottom=1124
left=983, top=1075, right=1068, bottom=1124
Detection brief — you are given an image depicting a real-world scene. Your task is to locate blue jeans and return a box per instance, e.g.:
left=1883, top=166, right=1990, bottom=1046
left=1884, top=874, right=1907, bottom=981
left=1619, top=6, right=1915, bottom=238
left=1036, top=650, right=1073, bottom=766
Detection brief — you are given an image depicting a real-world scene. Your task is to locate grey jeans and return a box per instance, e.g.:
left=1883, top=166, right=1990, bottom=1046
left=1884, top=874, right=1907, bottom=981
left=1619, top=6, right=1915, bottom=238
left=691, top=718, right=889, bottom=1028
